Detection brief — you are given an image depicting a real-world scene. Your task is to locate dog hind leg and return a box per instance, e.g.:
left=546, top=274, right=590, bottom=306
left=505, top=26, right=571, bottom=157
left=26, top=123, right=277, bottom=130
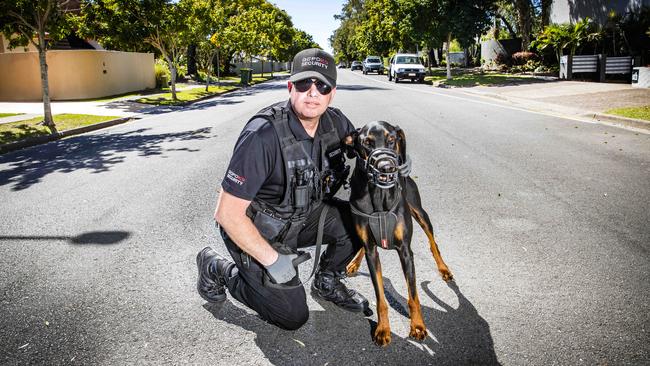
left=346, top=247, right=365, bottom=276
left=405, top=179, right=453, bottom=282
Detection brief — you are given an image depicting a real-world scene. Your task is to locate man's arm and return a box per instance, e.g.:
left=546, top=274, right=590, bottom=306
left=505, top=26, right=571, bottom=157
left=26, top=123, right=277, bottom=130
left=214, top=190, right=278, bottom=266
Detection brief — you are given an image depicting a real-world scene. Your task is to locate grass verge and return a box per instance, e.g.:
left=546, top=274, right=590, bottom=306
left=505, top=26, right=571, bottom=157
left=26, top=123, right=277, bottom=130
left=425, top=69, right=544, bottom=87
left=135, top=84, right=238, bottom=105
left=0, top=113, right=24, bottom=118
left=605, top=105, right=650, bottom=121
left=0, top=114, right=120, bottom=145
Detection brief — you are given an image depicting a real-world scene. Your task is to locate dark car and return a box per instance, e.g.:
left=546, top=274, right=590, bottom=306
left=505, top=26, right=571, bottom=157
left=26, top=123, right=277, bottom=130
left=362, top=56, right=384, bottom=75
left=350, top=61, right=363, bottom=71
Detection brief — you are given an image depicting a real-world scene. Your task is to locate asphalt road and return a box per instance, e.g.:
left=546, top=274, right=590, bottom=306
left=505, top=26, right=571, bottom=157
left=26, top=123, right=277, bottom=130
left=1, top=70, right=649, bottom=365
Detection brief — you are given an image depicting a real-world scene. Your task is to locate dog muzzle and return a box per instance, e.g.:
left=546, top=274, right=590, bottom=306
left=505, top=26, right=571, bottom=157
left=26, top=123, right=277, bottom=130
left=365, top=148, right=400, bottom=189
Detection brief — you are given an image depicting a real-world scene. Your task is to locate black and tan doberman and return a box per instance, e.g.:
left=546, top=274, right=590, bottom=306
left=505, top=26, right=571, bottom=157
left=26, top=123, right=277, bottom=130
left=344, top=121, right=453, bottom=346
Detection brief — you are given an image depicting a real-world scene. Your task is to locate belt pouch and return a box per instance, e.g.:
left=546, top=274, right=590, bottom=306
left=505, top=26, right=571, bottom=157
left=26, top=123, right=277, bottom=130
left=253, top=210, right=287, bottom=242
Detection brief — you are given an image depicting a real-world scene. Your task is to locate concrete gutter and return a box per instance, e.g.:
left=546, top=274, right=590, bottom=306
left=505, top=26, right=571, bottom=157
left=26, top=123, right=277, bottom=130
left=0, top=116, right=132, bottom=155
left=0, top=76, right=288, bottom=155
left=584, top=112, right=650, bottom=131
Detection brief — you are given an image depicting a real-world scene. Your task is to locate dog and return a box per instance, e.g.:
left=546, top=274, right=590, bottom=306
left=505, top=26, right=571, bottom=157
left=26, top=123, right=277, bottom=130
left=344, top=121, right=453, bottom=346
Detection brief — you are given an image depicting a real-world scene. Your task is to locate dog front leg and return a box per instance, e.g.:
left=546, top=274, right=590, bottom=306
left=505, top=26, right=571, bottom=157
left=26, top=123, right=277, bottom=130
left=409, top=205, right=453, bottom=282
left=365, top=245, right=391, bottom=346
left=397, top=245, right=427, bottom=340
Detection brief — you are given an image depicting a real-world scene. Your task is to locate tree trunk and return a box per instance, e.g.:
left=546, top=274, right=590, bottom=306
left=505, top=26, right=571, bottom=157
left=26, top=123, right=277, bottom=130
left=206, top=50, right=216, bottom=92
left=498, top=15, right=517, bottom=39
left=216, top=49, right=220, bottom=86
left=541, top=0, right=552, bottom=28
left=187, top=44, right=197, bottom=78
left=37, top=30, right=57, bottom=134
left=515, top=0, right=532, bottom=50
left=165, top=55, right=177, bottom=101
left=446, top=32, right=452, bottom=80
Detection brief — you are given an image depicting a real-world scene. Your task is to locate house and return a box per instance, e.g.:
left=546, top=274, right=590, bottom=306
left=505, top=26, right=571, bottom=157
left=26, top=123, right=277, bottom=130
left=550, top=0, right=650, bottom=25
left=0, top=0, right=155, bottom=102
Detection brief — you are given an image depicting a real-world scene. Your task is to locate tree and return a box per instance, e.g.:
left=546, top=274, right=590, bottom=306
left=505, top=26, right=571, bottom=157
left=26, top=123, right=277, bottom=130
left=533, top=18, right=600, bottom=65
left=80, top=0, right=190, bottom=100
left=431, top=0, right=495, bottom=79
left=0, top=0, right=78, bottom=133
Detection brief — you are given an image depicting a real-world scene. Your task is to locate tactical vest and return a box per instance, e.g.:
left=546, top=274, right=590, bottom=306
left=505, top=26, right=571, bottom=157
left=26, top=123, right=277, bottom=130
left=246, top=101, right=347, bottom=247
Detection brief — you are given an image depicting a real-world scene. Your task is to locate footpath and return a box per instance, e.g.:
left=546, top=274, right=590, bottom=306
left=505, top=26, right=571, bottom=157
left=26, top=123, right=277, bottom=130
left=455, top=79, right=650, bottom=132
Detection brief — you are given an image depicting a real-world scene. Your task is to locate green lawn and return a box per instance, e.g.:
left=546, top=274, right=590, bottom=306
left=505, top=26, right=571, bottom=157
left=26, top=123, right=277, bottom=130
left=425, top=70, right=543, bottom=87
left=135, top=84, right=238, bottom=105
left=0, top=114, right=120, bottom=145
left=0, top=113, right=24, bottom=118
left=605, top=105, right=650, bottom=121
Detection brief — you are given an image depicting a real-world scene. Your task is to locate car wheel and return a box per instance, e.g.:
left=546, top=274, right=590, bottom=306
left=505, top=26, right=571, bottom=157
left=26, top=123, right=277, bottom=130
left=418, top=77, right=425, bottom=83
left=394, top=76, right=399, bottom=83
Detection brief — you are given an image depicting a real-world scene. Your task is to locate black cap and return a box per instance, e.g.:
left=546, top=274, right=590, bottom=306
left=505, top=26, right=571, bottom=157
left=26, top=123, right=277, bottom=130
left=290, top=48, right=337, bottom=88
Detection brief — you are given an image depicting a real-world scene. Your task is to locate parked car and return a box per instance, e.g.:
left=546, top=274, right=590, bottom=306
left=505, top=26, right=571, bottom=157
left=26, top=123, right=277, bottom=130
left=362, top=56, right=384, bottom=75
left=388, top=53, right=426, bottom=83
left=350, top=61, right=363, bottom=71
left=337, top=62, right=347, bottom=68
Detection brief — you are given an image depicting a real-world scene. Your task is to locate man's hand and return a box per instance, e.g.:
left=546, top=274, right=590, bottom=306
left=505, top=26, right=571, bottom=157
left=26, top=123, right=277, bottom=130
left=264, top=252, right=298, bottom=284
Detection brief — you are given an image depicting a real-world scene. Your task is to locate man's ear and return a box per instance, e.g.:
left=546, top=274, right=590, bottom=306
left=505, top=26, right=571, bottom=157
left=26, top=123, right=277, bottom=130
left=287, top=81, right=292, bottom=92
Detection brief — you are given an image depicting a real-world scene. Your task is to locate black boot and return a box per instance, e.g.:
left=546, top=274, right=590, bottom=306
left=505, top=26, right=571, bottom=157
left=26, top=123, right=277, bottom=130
left=196, top=247, right=235, bottom=303
left=311, top=270, right=369, bottom=313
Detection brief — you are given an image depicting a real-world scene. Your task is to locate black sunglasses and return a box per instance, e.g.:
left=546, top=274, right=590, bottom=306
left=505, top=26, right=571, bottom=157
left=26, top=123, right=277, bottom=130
left=293, top=78, right=332, bottom=95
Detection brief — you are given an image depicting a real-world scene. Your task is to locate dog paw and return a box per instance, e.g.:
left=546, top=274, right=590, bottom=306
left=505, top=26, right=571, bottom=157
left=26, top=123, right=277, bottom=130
left=346, top=261, right=361, bottom=276
left=409, top=325, right=427, bottom=341
left=440, top=269, right=454, bottom=282
left=374, top=327, right=392, bottom=347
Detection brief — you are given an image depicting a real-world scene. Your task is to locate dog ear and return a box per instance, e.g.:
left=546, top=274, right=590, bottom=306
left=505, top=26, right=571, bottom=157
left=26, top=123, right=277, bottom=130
left=395, top=125, right=406, bottom=162
left=342, top=130, right=359, bottom=158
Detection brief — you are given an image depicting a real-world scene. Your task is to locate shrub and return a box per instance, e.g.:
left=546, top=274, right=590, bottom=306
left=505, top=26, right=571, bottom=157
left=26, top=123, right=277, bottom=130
left=155, top=59, right=170, bottom=88
left=494, top=52, right=511, bottom=67
left=511, top=51, right=539, bottom=65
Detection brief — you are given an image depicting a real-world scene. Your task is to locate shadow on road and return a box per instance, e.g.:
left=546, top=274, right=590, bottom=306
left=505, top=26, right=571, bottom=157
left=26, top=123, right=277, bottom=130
left=0, top=127, right=211, bottom=191
left=337, top=84, right=390, bottom=91
left=0, top=230, right=131, bottom=245
left=202, top=276, right=499, bottom=365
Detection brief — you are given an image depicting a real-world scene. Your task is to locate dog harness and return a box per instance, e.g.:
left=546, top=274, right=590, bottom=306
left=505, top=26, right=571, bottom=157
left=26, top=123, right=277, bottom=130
left=350, top=189, right=402, bottom=250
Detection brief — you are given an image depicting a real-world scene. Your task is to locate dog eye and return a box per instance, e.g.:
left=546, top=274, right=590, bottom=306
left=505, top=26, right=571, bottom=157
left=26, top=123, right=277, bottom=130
left=387, top=135, right=395, bottom=144
left=363, top=138, right=372, bottom=146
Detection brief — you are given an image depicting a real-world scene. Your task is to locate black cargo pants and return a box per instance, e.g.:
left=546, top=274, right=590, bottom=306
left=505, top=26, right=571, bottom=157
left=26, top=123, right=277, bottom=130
left=221, top=199, right=362, bottom=330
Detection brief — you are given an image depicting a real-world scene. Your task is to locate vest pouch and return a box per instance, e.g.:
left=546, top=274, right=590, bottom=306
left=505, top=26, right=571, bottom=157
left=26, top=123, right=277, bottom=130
left=253, top=210, right=288, bottom=242
left=293, top=185, right=309, bottom=209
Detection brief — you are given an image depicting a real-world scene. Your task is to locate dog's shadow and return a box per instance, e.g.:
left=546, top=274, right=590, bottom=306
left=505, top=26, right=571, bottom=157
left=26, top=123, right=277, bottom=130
left=203, top=277, right=499, bottom=365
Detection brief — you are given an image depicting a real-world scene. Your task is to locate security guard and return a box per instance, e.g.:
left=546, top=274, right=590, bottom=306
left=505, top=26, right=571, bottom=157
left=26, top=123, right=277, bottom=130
left=197, top=48, right=368, bottom=330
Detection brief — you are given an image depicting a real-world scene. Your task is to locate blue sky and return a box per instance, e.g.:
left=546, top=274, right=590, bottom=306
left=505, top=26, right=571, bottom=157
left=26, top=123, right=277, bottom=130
left=271, top=0, right=344, bottom=55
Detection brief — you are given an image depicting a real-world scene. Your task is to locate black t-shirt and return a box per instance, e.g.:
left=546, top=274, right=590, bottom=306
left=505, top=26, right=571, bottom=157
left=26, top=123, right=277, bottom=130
left=221, top=101, right=355, bottom=205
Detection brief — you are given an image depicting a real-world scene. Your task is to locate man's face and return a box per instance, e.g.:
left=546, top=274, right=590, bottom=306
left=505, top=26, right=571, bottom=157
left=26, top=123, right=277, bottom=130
left=289, top=78, right=336, bottom=121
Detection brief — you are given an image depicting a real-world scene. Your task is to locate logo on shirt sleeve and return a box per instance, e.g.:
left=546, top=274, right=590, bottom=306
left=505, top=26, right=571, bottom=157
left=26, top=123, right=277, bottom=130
left=226, top=170, right=246, bottom=186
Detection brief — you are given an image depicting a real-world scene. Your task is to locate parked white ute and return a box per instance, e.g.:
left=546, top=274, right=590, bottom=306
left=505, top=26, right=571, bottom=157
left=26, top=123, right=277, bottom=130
left=388, top=53, right=426, bottom=83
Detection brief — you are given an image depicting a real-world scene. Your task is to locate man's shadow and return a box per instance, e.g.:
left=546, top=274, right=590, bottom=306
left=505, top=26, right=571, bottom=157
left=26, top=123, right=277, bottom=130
left=203, top=276, right=499, bottom=365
